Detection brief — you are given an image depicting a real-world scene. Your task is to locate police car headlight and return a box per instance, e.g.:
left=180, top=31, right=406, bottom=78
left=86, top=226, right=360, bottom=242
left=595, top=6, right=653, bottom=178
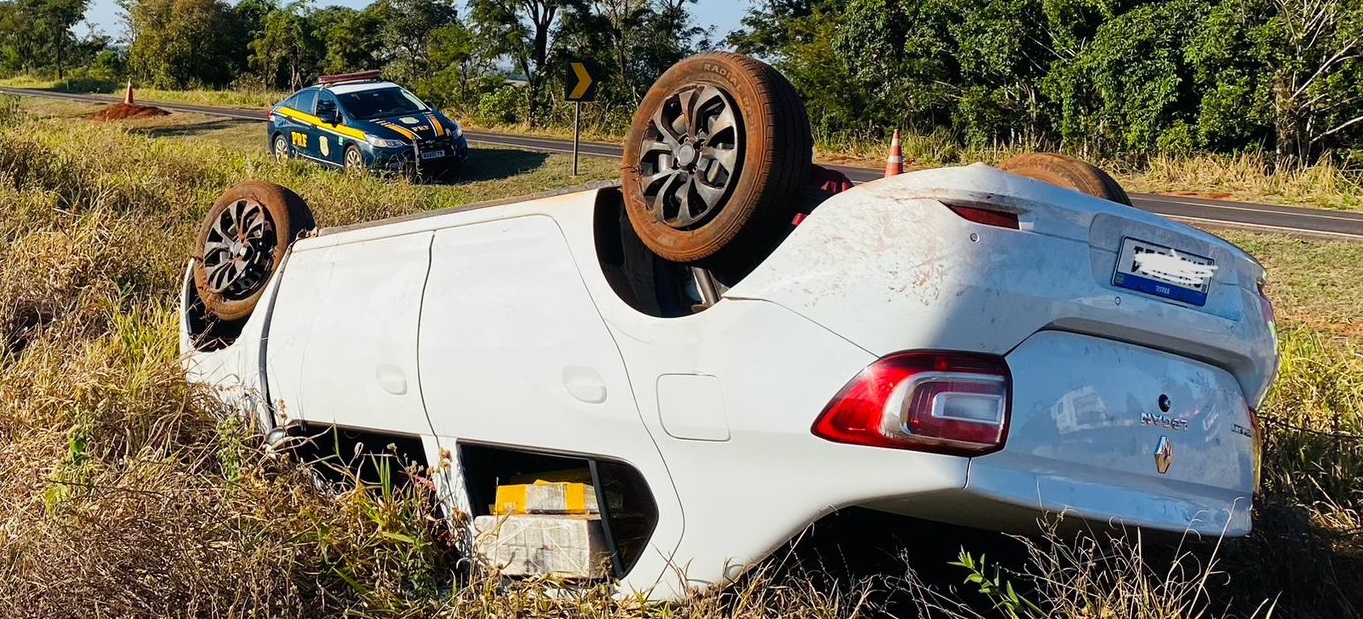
left=367, top=136, right=406, bottom=149
left=451, top=122, right=463, bottom=138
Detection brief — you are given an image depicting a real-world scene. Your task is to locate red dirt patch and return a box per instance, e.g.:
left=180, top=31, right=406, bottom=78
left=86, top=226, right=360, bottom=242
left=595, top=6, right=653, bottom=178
left=92, top=103, right=170, bottom=121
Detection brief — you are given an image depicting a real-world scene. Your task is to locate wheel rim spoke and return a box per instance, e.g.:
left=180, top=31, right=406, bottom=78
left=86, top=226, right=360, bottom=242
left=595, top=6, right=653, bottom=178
left=691, top=177, right=725, bottom=211
left=651, top=173, right=685, bottom=217
left=706, top=100, right=737, bottom=140
left=635, top=83, right=744, bottom=230
left=678, top=88, right=699, bottom=139
left=200, top=197, right=277, bottom=299
left=650, top=104, right=683, bottom=149
left=205, top=260, right=237, bottom=292
left=701, top=146, right=738, bottom=177
left=643, top=139, right=673, bottom=158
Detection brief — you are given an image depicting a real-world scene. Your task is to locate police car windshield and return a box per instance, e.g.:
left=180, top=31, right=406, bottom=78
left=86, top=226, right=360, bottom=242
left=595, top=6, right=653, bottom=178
left=336, top=87, right=428, bottom=121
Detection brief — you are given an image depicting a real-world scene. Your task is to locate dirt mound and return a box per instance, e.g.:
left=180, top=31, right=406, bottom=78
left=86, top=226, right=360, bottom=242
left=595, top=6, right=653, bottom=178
left=92, top=103, right=170, bottom=121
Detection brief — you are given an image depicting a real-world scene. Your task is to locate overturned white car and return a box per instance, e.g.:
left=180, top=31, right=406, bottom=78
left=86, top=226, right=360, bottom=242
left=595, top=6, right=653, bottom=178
left=180, top=53, right=1279, bottom=600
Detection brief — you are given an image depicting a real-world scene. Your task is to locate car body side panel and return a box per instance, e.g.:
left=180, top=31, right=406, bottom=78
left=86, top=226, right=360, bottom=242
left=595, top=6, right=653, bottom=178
left=549, top=201, right=971, bottom=597
left=414, top=213, right=686, bottom=594
left=314, top=91, right=346, bottom=166
left=260, top=243, right=329, bottom=426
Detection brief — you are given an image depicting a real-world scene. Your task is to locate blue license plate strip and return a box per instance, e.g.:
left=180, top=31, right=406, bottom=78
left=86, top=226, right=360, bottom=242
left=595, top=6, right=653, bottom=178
left=1111, top=237, right=1215, bottom=306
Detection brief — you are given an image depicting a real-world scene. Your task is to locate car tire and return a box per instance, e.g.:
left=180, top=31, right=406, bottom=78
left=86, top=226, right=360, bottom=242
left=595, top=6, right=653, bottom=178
left=621, top=52, right=813, bottom=268
left=997, top=153, right=1133, bottom=206
left=343, top=145, right=365, bottom=174
left=273, top=134, right=290, bottom=163
left=193, top=181, right=316, bottom=322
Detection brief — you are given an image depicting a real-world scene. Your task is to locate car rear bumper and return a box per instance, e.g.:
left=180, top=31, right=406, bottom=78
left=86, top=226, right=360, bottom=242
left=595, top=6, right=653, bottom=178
left=963, top=458, right=1251, bottom=536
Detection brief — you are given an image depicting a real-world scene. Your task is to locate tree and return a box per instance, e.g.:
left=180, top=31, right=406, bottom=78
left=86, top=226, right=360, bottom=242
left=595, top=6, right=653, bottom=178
left=123, top=0, right=241, bottom=88
left=470, top=0, right=585, bottom=124
left=316, top=6, right=382, bottom=74
left=0, top=0, right=41, bottom=75
left=249, top=2, right=321, bottom=90
left=31, top=0, right=89, bottom=80
left=423, top=21, right=492, bottom=106
left=369, top=0, right=459, bottom=82
left=732, top=0, right=876, bottom=135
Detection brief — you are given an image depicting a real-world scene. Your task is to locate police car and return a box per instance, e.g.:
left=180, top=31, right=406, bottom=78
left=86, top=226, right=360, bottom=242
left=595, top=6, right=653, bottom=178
left=267, top=71, right=469, bottom=178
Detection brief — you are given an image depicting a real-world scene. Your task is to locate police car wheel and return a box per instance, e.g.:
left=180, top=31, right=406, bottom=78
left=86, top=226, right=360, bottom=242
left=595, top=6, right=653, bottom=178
left=273, top=134, right=289, bottom=163
left=344, top=146, right=364, bottom=173
left=193, top=181, right=316, bottom=322
left=621, top=52, right=813, bottom=269
left=998, top=153, right=1132, bottom=206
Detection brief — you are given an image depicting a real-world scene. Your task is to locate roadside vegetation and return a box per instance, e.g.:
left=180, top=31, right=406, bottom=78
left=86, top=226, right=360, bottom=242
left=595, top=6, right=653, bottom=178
left=2, top=96, right=1363, bottom=618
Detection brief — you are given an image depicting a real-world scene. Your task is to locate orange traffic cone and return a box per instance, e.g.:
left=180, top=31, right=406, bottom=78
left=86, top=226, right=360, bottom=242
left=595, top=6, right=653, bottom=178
left=123, top=79, right=134, bottom=105
left=884, top=129, right=903, bottom=177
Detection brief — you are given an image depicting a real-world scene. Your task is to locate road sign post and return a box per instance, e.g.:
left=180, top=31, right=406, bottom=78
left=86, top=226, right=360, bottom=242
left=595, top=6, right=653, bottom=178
left=573, top=101, right=582, bottom=175
left=564, top=59, right=600, bottom=176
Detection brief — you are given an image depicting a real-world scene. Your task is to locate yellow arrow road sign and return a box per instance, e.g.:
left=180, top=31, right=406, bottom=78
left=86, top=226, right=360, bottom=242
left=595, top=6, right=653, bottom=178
left=570, top=63, right=593, bottom=99
left=564, top=59, right=599, bottom=102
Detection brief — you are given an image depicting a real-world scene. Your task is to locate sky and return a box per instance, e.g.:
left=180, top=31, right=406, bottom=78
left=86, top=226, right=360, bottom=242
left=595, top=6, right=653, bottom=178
left=76, top=0, right=754, bottom=44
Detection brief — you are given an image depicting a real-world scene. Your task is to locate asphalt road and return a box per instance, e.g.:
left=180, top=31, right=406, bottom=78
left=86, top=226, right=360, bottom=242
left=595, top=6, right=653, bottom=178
left=6, top=86, right=1363, bottom=241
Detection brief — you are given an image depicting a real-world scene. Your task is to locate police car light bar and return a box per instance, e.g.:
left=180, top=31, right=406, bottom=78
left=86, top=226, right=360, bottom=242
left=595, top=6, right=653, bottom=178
left=319, top=70, right=383, bottom=85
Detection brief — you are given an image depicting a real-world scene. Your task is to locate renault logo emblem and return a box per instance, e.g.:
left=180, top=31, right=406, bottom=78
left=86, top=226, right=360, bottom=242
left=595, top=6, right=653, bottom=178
left=1154, top=436, right=1174, bottom=474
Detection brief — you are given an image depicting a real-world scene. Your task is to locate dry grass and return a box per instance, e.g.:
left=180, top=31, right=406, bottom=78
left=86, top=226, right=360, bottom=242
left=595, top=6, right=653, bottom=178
left=3, top=94, right=1363, bottom=618
left=1125, top=154, right=1363, bottom=212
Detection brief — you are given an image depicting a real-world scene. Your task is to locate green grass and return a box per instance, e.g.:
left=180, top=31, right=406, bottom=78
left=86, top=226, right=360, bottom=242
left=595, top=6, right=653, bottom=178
left=4, top=94, right=1363, bottom=618
left=1218, top=231, right=1363, bottom=336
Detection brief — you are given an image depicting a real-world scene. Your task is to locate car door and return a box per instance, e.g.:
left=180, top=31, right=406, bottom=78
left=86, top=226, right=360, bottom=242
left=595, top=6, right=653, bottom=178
left=288, top=88, right=321, bottom=161
left=314, top=90, right=347, bottom=166
left=265, top=230, right=437, bottom=438
left=416, top=215, right=684, bottom=581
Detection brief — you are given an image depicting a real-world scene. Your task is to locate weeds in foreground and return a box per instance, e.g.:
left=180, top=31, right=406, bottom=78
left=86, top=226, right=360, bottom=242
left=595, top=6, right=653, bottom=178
left=928, top=529, right=1278, bottom=619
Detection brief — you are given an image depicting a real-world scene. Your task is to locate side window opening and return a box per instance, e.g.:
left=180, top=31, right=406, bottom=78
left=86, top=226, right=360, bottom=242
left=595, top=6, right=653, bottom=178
left=295, top=89, right=318, bottom=115
left=593, top=187, right=723, bottom=318
left=289, top=424, right=430, bottom=490
left=457, top=442, right=660, bottom=578
left=183, top=269, right=243, bottom=352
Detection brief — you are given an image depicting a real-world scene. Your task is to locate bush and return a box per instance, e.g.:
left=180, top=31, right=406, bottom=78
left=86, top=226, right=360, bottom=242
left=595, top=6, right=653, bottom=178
left=475, top=83, right=528, bottom=125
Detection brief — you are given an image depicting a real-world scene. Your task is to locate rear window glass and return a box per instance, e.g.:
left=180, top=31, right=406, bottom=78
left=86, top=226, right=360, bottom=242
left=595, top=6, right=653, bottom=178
left=293, top=89, right=318, bottom=114
left=337, top=87, right=428, bottom=121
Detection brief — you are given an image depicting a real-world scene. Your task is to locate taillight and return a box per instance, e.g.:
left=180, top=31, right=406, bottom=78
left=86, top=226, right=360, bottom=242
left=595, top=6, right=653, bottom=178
left=812, top=352, right=1011, bottom=456
left=947, top=204, right=1020, bottom=229
left=267, top=109, right=275, bottom=122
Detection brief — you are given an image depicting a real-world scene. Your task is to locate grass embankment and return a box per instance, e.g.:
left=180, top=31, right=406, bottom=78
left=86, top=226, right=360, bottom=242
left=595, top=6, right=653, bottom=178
left=1, top=96, right=1363, bottom=618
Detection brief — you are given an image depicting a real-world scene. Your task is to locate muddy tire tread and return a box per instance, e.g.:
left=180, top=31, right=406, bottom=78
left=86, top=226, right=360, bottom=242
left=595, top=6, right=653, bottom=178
left=998, top=153, right=1133, bottom=207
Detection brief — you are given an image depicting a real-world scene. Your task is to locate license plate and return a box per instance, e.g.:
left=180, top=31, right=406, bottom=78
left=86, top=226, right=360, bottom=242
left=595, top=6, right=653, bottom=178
left=1112, top=237, right=1216, bottom=306
left=420, top=150, right=445, bottom=160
